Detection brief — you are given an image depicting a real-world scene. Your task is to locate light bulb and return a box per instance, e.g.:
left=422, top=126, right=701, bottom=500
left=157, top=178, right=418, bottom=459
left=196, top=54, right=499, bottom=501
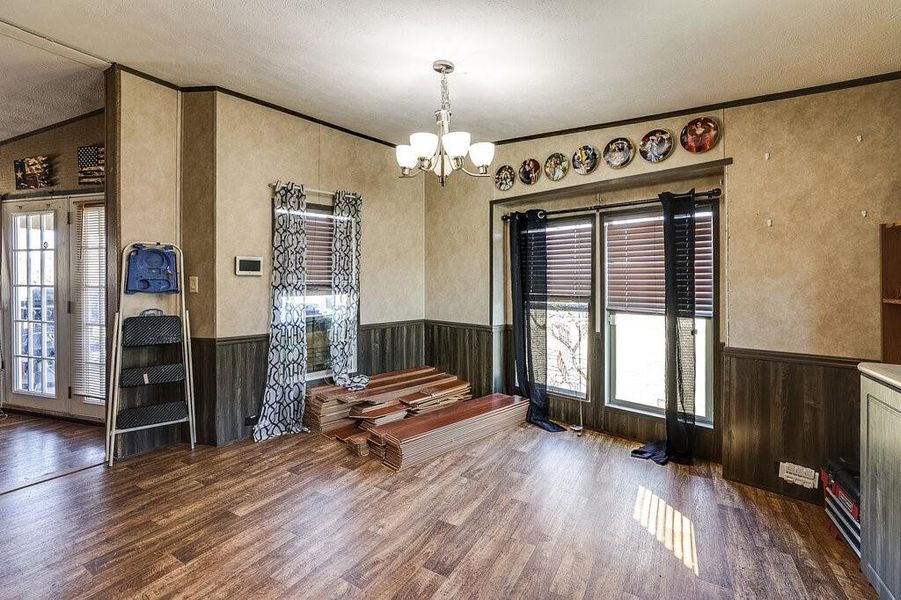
left=468, top=142, right=495, bottom=167
left=410, top=132, right=439, bottom=159
left=442, top=131, right=471, bottom=159
left=395, top=145, right=417, bottom=169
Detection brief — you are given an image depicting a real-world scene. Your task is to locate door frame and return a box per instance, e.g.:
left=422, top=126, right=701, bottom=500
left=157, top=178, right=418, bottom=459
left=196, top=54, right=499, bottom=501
left=1, top=193, right=106, bottom=422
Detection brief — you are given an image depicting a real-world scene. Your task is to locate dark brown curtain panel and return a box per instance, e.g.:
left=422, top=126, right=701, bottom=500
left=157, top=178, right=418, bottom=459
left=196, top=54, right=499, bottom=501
left=631, top=190, right=698, bottom=464
left=509, top=210, right=565, bottom=432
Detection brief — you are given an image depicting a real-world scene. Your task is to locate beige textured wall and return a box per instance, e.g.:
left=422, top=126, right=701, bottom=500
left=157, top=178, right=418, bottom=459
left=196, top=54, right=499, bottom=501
left=180, top=92, right=217, bottom=338
left=0, top=111, right=104, bottom=197
left=214, top=93, right=424, bottom=337
left=425, top=173, right=494, bottom=324
left=118, top=71, right=181, bottom=316
left=426, top=110, right=728, bottom=327
left=425, top=80, right=901, bottom=359
left=723, top=79, right=901, bottom=359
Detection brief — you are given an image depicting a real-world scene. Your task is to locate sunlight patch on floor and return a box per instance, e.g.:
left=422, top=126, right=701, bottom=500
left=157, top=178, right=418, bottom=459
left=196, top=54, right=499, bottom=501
left=633, top=485, right=699, bottom=575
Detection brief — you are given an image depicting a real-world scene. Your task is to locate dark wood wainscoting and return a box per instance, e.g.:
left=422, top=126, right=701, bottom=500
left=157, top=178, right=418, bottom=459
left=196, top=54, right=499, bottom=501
left=358, top=320, right=424, bottom=374
left=722, top=347, right=863, bottom=503
left=424, top=320, right=495, bottom=397
left=185, top=321, right=428, bottom=450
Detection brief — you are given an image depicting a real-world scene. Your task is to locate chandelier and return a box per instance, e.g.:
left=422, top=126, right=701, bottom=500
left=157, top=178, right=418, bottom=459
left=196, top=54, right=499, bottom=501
left=395, top=60, right=495, bottom=186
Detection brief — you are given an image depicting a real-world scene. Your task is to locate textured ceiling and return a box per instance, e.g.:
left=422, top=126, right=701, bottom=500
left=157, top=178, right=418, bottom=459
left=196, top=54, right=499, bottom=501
left=0, top=28, right=105, bottom=142
left=1, top=1, right=900, bottom=144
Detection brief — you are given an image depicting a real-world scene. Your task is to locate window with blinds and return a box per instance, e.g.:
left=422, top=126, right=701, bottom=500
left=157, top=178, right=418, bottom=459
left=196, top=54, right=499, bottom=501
left=605, top=211, right=713, bottom=317
left=71, top=202, right=106, bottom=402
left=524, top=216, right=593, bottom=398
left=546, top=218, right=593, bottom=300
left=305, top=209, right=334, bottom=292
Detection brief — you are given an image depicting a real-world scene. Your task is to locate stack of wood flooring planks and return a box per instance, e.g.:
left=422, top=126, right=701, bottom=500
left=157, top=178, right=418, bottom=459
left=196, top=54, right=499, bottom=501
left=367, top=393, right=528, bottom=470
left=303, top=366, right=471, bottom=437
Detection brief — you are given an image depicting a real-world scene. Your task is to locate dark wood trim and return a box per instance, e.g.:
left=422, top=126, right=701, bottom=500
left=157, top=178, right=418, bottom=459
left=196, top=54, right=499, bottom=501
left=182, top=86, right=393, bottom=148
left=490, top=159, right=732, bottom=207
left=211, top=333, right=270, bottom=346
left=114, top=64, right=394, bottom=148
left=423, top=319, right=494, bottom=333
left=2, top=406, right=103, bottom=427
left=360, top=319, right=425, bottom=330
left=104, top=65, right=121, bottom=426
left=1, top=187, right=104, bottom=202
left=0, top=108, right=105, bottom=147
left=495, top=70, right=901, bottom=145
left=104, top=67, right=121, bottom=318
left=116, top=64, right=181, bottom=91
left=722, top=346, right=867, bottom=369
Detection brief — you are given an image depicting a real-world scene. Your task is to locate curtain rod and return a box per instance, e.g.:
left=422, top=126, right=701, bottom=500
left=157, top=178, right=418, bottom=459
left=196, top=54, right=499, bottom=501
left=268, top=182, right=336, bottom=197
left=500, top=187, right=722, bottom=221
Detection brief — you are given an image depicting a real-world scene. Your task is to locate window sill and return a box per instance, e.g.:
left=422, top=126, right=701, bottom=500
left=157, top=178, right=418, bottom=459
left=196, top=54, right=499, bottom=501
left=548, top=390, right=589, bottom=403
left=604, top=401, right=714, bottom=429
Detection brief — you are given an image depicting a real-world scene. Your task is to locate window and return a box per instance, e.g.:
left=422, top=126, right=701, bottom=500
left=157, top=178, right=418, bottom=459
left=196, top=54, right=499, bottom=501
left=604, top=210, right=714, bottom=421
left=544, top=217, right=593, bottom=398
left=304, top=207, right=356, bottom=378
left=71, top=202, right=106, bottom=403
left=10, top=211, right=57, bottom=396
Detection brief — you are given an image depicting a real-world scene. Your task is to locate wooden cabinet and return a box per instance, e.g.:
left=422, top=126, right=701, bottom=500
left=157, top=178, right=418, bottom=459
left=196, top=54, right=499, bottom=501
left=861, top=371, right=901, bottom=599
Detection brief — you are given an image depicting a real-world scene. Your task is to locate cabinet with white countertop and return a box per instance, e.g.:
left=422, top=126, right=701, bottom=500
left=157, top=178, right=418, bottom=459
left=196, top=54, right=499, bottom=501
left=859, top=363, right=901, bottom=600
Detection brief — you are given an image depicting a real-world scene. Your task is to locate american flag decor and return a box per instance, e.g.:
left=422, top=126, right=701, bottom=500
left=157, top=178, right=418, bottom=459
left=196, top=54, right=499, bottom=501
left=77, top=143, right=105, bottom=185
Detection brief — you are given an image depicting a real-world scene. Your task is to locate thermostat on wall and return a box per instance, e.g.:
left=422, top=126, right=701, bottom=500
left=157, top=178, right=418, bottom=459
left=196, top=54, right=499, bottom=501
left=235, top=256, right=263, bottom=276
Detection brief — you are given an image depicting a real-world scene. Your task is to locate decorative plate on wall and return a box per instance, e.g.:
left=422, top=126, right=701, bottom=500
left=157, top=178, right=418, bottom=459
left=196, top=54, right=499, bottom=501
left=544, top=152, right=569, bottom=182
left=518, top=159, right=541, bottom=185
left=639, top=129, right=674, bottom=163
left=572, top=145, right=599, bottom=175
left=495, top=165, right=515, bottom=191
left=603, top=137, right=634, bottom=169
left=680, top=116, right=719, bottom=153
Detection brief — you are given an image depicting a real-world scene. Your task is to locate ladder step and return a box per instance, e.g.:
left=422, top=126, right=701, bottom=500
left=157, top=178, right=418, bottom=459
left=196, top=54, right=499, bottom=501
left=120, top=363, right=186, bottom=388
left=122, top=315, right=183, bottom=347
left=116, top=401, right=189, bottom=431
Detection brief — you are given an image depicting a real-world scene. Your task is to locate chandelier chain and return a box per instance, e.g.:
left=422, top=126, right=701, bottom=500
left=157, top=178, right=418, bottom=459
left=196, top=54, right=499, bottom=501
left=440, top=73, right=450, bottom=112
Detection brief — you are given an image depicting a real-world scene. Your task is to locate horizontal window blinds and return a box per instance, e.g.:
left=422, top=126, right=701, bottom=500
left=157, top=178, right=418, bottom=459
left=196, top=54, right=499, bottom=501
left=72, top=202, right=106, bottom=401
left=522, top=219, right=593, bottom=300
left=305, top=210, right=334, bottom=291
left=605, top=211, right=712, bottom=317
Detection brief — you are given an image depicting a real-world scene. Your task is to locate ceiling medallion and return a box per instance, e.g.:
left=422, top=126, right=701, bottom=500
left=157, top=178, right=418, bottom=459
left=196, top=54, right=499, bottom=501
left=395, top=60, right=496, bottom=186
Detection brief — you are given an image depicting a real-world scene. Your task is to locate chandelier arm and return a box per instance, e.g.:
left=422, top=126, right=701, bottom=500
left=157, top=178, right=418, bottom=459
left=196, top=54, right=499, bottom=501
left=460, top=166, right=491, bottom=178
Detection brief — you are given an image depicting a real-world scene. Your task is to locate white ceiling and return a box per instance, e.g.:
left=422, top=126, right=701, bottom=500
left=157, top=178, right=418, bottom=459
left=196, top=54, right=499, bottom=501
left=0, top=24, right=105, bottom=142
left=1, top=1, right=900, bottom=144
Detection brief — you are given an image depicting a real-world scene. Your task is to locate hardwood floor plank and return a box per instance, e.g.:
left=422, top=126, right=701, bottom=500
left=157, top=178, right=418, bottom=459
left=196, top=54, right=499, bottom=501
left=0, top=425, right=873, bottom=599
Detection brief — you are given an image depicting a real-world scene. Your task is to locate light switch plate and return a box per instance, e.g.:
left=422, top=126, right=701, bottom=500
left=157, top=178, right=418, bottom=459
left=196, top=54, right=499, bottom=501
left=189, top=276, right=199, bottom=293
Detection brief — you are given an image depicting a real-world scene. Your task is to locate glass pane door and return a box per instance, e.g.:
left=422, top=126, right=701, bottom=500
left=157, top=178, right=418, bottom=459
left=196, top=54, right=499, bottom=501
left=11, top=211, right=56, bottom=396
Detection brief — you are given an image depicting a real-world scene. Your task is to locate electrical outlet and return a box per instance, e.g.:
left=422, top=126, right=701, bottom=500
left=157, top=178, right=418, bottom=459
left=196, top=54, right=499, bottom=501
left=244, top=415, right=259, bottom=427
left=189, top=276, right=199, bottom=293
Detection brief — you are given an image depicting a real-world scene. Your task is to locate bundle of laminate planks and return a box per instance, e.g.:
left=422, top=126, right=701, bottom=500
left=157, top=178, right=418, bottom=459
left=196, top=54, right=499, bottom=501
left=304, top=366, right=472, bottom=437
left=303, top=366, right=441, bottom=432
left=367, top=393, right=528, bottom=470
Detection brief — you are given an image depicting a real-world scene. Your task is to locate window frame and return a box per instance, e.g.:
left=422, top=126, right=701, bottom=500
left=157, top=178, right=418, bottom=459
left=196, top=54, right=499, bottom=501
left=601, top=205, right=717, bottom=425
left=304, top=203, right=359, bottom=381
left=543, top=214, right=595, bottom=401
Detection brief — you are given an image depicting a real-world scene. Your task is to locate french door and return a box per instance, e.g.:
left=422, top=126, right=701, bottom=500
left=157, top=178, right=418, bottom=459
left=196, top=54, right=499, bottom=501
left=2, top=195, right=106, bottom=420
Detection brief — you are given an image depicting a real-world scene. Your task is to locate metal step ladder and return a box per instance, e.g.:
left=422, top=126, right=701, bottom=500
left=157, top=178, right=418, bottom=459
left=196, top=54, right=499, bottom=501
left=105, top=242, right=196, bottom=465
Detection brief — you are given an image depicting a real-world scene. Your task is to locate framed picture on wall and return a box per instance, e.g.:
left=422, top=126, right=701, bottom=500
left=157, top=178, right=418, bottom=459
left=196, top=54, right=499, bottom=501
left=77, top=143, right=105, bottom=185
left=13, top=156, right=52, bottom=190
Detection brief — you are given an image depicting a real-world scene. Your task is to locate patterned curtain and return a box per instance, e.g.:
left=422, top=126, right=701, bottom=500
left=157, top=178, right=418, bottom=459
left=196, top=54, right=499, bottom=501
left=329, top=192, right=362, bottom=382
left=254, top=182, right=309, bottom=442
